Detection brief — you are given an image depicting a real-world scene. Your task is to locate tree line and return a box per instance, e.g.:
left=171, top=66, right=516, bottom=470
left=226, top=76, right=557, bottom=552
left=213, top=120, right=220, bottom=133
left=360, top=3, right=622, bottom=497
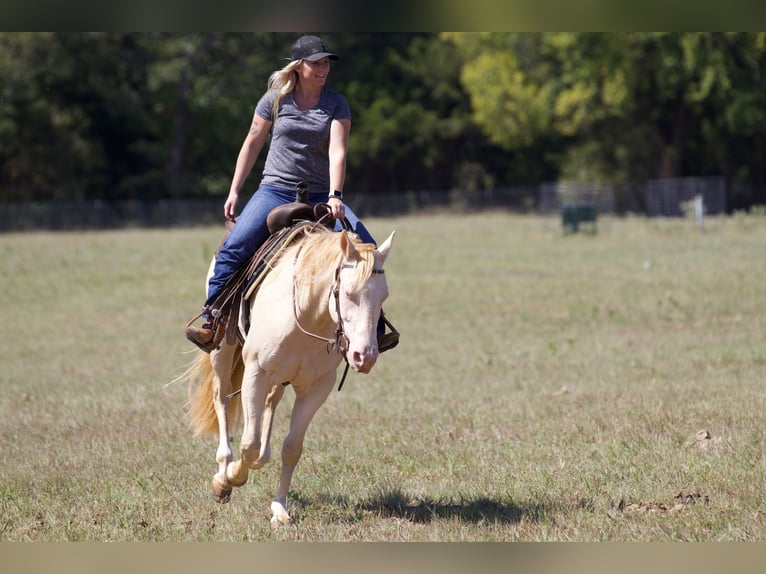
left=2, top=32, right=765, bottom=213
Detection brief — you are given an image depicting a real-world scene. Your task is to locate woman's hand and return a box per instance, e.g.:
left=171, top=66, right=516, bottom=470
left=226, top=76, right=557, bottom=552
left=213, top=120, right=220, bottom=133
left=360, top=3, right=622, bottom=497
left=224, top=191, right=239, bottom=222
left=327, top=196, right=345, bottom=219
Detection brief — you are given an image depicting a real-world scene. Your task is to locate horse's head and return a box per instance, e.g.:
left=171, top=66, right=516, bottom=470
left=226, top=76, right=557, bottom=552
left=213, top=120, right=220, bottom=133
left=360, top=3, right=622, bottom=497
left=332, top=230, right=394, bottom=373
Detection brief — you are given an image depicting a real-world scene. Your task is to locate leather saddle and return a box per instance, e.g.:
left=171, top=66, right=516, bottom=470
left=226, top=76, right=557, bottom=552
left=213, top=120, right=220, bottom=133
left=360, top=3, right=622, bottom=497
left=200, top=182, right=337, bottom=350
left=266, top=180, right=333, bottom=234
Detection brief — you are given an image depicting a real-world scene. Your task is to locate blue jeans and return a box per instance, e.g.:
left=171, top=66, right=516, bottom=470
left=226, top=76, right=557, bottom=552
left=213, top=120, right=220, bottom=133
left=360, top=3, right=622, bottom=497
left=204, top=184, right=375, bottom=308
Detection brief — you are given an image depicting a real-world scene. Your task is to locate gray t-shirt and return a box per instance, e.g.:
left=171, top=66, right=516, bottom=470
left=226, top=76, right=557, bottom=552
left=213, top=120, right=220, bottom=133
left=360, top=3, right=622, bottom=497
left=255, top=87, right=351, bottom=192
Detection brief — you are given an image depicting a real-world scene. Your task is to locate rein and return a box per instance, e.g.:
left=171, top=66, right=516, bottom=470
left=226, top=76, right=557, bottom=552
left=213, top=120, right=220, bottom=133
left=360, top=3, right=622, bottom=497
left=290, top=213, right=349, bottom=352
left=291, top=256, right=347, bottom=351
left=291, top=239, right=385, bottom=392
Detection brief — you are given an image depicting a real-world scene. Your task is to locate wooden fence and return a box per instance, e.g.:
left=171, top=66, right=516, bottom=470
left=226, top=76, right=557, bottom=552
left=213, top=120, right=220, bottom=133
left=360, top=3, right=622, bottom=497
left=0, top=178, right=736, bottom=232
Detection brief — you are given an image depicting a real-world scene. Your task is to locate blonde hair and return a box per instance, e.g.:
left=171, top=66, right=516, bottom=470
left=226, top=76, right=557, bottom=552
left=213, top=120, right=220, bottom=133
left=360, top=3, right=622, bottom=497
left=267, top=60, right=302, bottom=120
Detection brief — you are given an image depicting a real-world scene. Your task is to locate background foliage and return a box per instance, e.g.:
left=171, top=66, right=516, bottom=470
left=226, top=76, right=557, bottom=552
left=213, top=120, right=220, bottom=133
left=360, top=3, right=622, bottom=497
left=2, top=32, right=766, bottom=211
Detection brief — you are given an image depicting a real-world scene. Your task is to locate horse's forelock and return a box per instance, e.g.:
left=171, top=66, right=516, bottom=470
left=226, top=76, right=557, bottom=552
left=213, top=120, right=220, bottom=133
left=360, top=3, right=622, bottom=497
left=346, top=243, right=378, bottom=292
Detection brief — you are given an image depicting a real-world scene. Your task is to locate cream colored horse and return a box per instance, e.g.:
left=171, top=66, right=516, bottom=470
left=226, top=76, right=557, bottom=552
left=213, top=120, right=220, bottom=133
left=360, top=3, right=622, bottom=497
left=187, top=227, right=394, bottom=525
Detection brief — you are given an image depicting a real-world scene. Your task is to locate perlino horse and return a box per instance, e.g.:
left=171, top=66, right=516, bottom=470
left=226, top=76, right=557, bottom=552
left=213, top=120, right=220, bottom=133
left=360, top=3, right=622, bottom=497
left=186, top=227, right=394, bottom=525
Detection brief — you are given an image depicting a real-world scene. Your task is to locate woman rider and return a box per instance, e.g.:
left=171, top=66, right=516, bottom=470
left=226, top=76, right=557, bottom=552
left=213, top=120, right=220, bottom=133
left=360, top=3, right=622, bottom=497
left=186, top=35, right=398, bottom=353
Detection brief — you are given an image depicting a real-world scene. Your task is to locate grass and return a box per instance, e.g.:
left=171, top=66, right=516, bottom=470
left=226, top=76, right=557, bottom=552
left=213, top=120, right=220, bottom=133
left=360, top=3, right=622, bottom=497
left=0, top=212, right=764, bottom=541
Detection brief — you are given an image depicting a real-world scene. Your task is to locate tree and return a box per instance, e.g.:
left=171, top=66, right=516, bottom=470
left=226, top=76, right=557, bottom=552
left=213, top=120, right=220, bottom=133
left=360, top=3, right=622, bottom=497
left=447, top=32, right=766, bottom=208
left=4, top=33, right=766, bottom=211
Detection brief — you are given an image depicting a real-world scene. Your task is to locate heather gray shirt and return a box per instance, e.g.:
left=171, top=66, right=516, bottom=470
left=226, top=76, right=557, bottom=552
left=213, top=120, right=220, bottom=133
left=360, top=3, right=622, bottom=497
left=255, top=87, right=351, bottom=192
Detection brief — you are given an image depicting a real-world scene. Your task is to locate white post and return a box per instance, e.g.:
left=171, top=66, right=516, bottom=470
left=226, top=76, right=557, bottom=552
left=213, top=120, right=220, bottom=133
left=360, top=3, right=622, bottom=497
left=694, top=194, right=704, bottom=232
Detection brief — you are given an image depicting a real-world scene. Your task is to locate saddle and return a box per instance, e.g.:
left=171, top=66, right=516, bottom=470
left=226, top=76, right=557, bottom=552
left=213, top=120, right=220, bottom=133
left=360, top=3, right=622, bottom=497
left=186, top=183, right=336, bottom=353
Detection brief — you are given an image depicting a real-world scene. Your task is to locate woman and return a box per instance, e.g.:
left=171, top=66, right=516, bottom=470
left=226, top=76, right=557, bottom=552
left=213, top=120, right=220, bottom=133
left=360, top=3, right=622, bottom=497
left=186, top=35, right=397, bottom=353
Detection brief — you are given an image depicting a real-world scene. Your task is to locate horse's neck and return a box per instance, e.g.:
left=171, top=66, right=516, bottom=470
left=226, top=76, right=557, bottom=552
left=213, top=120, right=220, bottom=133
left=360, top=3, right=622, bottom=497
left=292, top=257, right=336, bottom=328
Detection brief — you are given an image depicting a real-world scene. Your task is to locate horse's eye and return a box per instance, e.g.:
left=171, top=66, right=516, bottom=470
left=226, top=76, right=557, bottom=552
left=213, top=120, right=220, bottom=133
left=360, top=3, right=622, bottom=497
left=344, top=290, right=359, bottom=304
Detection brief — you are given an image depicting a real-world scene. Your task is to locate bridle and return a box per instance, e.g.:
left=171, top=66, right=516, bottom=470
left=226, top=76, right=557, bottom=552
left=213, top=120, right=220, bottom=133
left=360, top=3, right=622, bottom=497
left=291, top=246, right=384, bottom=391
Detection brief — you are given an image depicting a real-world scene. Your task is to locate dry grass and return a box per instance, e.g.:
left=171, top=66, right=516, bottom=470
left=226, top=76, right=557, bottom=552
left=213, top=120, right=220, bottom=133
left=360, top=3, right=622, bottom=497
left=1, top=212, right=764, bottom=541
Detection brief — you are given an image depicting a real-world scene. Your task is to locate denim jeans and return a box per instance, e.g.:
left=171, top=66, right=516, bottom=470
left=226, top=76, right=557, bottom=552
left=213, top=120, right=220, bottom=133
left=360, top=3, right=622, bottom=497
left=204, top=184, right=376, bottom=308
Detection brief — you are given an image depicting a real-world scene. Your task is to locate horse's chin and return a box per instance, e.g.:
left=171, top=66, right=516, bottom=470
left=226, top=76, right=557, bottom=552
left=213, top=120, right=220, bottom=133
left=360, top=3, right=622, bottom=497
left=352, top=363, right=375, bottom=375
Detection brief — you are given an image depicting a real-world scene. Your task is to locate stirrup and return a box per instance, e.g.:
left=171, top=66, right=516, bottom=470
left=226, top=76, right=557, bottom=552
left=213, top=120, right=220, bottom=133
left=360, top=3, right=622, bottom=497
left=377, top=313, right=400, bottom=353
left=185, top=310, right=224, bottom=353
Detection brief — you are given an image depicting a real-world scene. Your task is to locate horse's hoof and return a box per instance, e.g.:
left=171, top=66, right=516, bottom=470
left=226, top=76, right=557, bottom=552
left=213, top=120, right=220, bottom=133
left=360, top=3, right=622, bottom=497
left=225, top=469, right=248, bottom=487
left=211, top=476, right=232, bottom=504
left=270, top=501, right=292, bottom=526
left=270, top=514, right=292, bottom=526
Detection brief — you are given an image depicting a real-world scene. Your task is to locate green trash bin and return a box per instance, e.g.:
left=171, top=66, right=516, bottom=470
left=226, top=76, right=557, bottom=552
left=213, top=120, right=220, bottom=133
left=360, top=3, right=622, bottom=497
left=562, top=202, right=597, bottom=234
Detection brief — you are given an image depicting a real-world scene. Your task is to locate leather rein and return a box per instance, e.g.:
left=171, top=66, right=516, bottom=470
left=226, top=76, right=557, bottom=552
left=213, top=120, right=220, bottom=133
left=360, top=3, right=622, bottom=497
left=291, top=237, right=385, bottom=391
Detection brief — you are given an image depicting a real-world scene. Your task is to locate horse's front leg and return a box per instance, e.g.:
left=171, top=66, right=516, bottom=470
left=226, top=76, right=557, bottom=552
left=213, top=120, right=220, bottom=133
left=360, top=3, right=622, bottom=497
left=271, top=373, right=335, bottom=526
left=225, top=362, right=270, bottom=487
left=209, top=342, right=240, bottom=503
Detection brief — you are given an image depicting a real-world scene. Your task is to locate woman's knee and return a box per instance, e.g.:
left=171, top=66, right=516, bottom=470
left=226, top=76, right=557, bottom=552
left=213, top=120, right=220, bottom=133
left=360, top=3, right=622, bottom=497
left=338, top=209, right=375, bottom=245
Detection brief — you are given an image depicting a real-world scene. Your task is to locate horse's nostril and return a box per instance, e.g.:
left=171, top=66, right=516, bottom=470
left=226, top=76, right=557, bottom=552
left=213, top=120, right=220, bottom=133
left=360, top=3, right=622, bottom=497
left=350, top=348, right=378, bottom=368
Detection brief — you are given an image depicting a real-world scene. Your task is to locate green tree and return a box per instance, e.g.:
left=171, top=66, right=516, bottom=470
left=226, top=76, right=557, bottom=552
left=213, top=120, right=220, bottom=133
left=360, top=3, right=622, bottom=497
left=1, top=33, right=100, bottom=201
left=147, top=33, right=294, bottom=199
left=0, top=33, right=161, bottom=202
left=448, top=32, right=766, bottom=209
left=5, top=33, right=765, bottom=212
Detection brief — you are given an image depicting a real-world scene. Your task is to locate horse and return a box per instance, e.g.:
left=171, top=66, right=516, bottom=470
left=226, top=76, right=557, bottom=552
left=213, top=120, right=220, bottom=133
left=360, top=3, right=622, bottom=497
left=185, top=226, right=394, bottom=525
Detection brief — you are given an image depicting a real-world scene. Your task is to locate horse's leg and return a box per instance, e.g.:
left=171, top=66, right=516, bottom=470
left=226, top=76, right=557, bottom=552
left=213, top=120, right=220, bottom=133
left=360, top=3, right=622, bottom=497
left=225, top=362, right=268, bottom=487
left=209, top=342, right=240, bottom=503
left=271, top=374, right=336, bottom=526
left=250, top=383, right=285, bottom=470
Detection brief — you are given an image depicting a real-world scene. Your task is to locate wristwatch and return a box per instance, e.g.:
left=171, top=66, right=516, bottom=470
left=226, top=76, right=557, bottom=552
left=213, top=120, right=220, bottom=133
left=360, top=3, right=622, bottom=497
left=329, top=190, right=343, bottom=199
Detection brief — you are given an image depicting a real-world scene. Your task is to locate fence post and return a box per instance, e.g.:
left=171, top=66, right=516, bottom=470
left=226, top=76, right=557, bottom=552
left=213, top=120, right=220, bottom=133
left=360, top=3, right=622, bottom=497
left=694, top=194, right=704, bottom=231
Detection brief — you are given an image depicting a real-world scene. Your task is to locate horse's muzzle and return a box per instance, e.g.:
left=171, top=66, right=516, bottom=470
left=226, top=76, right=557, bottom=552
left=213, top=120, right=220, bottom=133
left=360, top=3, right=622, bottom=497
left=348, top=344, right=379, bottom=374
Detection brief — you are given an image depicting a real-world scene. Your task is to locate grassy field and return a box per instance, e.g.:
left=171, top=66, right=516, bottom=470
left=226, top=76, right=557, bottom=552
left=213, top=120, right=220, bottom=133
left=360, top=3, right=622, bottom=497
left=1, top=211, right=764, bottom=541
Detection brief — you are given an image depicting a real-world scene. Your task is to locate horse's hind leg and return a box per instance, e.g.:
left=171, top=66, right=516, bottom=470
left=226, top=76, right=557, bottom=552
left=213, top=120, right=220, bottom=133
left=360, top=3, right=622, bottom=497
left=209, top=342, right=240, bottom=503
left=271, top=374, right=335, bottom=526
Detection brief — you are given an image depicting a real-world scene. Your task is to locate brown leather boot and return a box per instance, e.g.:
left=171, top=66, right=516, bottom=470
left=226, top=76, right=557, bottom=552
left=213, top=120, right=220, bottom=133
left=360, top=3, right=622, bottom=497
left=185, top=321, right=215, bottom=353
left=377, top=312, right=400, bottom=353
left=378, top=331, right=400, bottom=352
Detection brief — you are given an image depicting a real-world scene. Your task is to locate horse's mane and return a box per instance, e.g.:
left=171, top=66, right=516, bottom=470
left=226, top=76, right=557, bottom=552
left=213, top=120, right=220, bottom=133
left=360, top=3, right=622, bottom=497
left=272, top=228, right=379, bottom=314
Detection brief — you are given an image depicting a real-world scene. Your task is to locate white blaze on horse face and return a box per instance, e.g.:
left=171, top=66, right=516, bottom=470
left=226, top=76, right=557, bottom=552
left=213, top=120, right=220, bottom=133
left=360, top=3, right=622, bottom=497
left=338, top=263, right=388, bottom=374
left=336, top=232, right=394, bottom=374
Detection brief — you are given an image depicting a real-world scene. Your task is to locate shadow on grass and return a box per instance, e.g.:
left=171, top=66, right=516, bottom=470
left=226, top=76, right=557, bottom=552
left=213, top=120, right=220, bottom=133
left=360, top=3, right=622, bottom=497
left=357, top=487, right=548, bottom=525
left=288, top=487, right=581, bottom=525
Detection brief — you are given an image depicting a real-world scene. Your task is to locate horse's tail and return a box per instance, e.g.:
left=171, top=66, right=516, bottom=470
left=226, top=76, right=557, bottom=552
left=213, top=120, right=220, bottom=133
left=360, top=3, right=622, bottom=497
left=186, top=349, right=243, bottom=437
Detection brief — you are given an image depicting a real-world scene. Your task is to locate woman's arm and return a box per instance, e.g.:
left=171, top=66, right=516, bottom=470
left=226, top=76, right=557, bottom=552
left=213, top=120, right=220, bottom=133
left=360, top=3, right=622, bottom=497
left=224, top=111, right=272, bottom=221
left=327, top=117, right=351, bottom=219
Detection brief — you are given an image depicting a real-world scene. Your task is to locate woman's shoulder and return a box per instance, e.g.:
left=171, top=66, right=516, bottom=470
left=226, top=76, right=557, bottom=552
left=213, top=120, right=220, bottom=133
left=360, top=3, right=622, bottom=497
left=254, top=89, right=278, bottom=118
left=320, top=87, right=351, bottom=117
left=320, top=86, right=346, bottom=101
left=257, top=89, right=278, bottom=107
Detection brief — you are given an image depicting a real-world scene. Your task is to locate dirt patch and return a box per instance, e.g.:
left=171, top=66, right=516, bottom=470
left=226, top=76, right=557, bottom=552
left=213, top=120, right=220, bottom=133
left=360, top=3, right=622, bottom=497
left=617, top=491, right=710, bottom=515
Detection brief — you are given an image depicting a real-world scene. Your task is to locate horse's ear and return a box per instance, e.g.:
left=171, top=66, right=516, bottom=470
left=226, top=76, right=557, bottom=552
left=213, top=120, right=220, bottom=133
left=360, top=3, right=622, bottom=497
left=340, top=231, right=362, bottom=262
left=376, top=231, right=395, bottom=263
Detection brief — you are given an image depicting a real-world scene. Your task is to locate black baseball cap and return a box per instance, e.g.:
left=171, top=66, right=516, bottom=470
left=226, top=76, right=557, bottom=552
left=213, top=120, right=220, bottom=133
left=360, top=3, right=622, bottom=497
left=289, top=35, right=339, bottom=62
